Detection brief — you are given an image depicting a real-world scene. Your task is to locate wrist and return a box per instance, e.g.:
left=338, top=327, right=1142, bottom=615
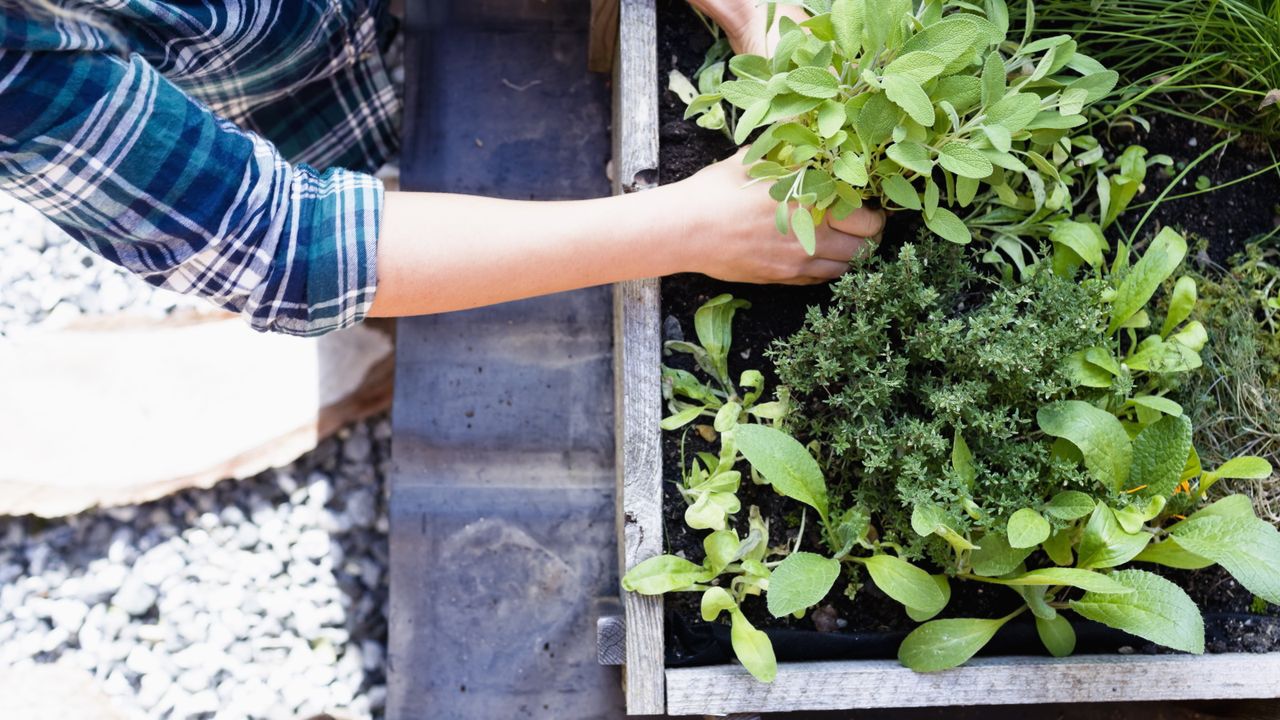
left=629, top=182, right=705, bottom=278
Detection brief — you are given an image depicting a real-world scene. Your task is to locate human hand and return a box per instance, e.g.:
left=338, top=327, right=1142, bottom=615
left=688, top=0, right=809, bottom=57
left=665, top=150, right=885, bottom=285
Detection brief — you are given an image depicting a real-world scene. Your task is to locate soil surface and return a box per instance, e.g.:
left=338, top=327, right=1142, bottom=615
left=655, top=0, right=1280, bottom=664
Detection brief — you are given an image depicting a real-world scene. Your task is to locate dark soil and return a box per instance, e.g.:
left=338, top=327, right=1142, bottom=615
left=655, top=0, right=1280, bottom=664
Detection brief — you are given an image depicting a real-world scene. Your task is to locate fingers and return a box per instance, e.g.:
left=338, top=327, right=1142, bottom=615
left=802, top=258, right=853, bottom=280
left=812, top=229, right=868, bottom=263
left=829, top=207, right=886, bottom=239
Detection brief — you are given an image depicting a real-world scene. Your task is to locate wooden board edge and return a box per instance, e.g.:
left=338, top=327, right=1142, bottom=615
left=665, top=653, right=1280, bottom=715
left=613, top=0, right=664, bottom=715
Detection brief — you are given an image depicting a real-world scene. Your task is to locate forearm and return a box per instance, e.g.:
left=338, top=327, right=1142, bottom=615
left=367, top=187, right=692, bottom=317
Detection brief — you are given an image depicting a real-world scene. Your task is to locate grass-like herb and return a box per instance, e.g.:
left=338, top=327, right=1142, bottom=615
left=1022, top=0, right=1280, bottom=135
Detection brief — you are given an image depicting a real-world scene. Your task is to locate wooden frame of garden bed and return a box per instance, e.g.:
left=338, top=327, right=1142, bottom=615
left=610, top=0, right=1280, bottom=715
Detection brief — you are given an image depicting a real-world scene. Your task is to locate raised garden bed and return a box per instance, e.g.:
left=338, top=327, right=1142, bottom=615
left=611, top=0, right=1280, bottom=715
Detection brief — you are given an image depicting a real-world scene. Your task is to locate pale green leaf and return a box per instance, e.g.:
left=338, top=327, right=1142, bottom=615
left=791, top=207, right=816, bottom=255
left=621, top=555, right=712, bottom=594
left=865, top=554, right=947, bottom=614
left=1036, top=615, right=1076, bottom=657
left=786, top=66, right=839, bottom=99
left=882, top=174, right=922, bottom=210
left=729, top=609, right=777, bottom=682
left=735, top=424, right=829, bottom=521
left=1007, top=508, right=1051, bottom=549
left=898, top=617, right=1009, bottom=672
left=833, top=151, right=869, bottom=187
left=993, top=567, right=1134, bottom=594
left=970, top=531, right=1033, bottom=577
left=887, top=141, right=934, bottom=175
left=1045, top=490, right=1095, bottom=521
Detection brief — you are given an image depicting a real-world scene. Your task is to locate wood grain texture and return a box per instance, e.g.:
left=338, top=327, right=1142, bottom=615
left=588, top=0, right=619, bottom=73
left=666, top=654, right=1280, bottom=715
left=613, top=0, right=663, bottom=714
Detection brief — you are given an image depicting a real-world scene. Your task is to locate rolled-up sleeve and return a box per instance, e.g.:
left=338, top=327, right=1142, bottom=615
left=0, top=48, right=380, bottom=336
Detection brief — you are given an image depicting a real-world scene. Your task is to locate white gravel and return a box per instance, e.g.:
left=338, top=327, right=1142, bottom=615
left=0, top=420, right=392, bottom=720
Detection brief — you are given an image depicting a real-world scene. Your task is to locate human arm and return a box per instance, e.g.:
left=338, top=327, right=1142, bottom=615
left=367, top=152, right=884, bottom=317
left=0, top=48, right=378, bottom=337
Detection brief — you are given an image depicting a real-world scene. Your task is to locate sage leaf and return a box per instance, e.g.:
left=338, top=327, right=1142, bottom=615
left=767, top=552, right=841, bottom=617
left=830, top=0, right=866, bottom=58
left=1070, top=569, right=1204, bottom=654
left=1076, top=505, right=1151, bottom=570
left=887, top=141, right=934, bottom=175
left=884, top=51, right=947, bottom=84
left=865, top=555, right=947, bottom=614
left=1007, top=508, right=1052, bottom=549
left=817, top=99, right=847, bottom=138
left=734, top=100, right=769, bottom=144
left=938, top=143, right=994, bottom=179
left=719, top=79, right=773, bottom=110
left=734, top=424, right=829, bottom=522
left=791, top=206, right=817, bottom=255
left=882, top=74, right=935, bottom=126
left=1109, top=228, right=1187, bottom=333
left=1171, top=516, right=1280, bottom=604
left=729, top=54, right=771, bottom=82
left=882, top=174, right=922, bottom=210
left=833, top=151, right=869, bottom=186
left=1036, top=615, right=1076, bottom=658
left=786, top=66, right=839, bottom=99
left=898, top=617, right=1010, bottom=672
left=924, top=207, right=971, bottom=245
left=621, top=555, right=712, bottom=594
left=1037, top=400, right=1132, bottom=492
left=986, top=93, right=1040, bottom=132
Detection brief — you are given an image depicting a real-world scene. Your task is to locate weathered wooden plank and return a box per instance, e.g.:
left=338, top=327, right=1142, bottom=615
left=666, top=654, right=1280, bottom=715
left=613, top=0, right=663, bottom=714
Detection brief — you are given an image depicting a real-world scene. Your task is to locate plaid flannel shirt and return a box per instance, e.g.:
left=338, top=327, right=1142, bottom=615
left=0, top=1, right=399, bottom=336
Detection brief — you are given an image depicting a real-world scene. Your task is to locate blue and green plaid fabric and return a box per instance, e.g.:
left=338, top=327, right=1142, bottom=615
left=0, top=1, right=400, bottom=336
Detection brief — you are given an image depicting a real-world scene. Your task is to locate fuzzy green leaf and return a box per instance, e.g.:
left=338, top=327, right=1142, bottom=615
left=986, top=92, right=1041, bottom=132
left=833, top=151, right=870, bottom=187
left=923, top=207, right=971, bottom=244
left=1037, top=400, right=1132, bottom=492
left=1172, top=516, right=1280, bottom=604
left=791, top=206, right=817, bottom=255
left=885, top=51, right=947, bottom=84
left=1070, top=569, right=1204, bottom=654
left=786, top=66, right=840, bottom=99
left=939, top=143, right=994, bottom=179
left=830, top=0, right=866, bottom=58
left=1128, top=414, right=1193, bottom=497
left=882, top=174, right=922, bottom=210
left=767, top=552, right=841, bottom=617
left=887, top=141, right=934, bottom=175
left=882, top=75, right=935, bottom=127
